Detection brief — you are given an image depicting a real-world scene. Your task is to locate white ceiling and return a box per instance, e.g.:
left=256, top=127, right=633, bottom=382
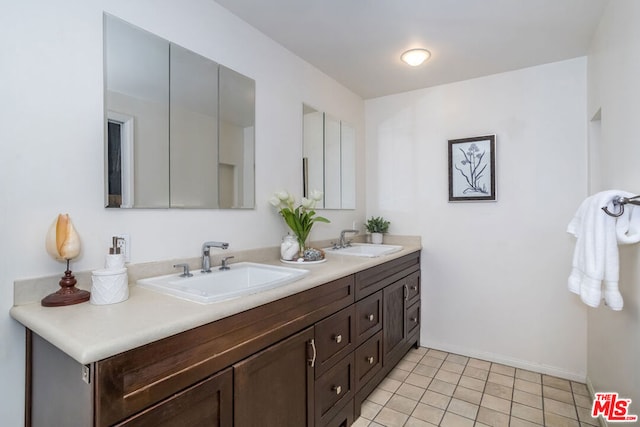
left=214, top=0, right=608, bottom=99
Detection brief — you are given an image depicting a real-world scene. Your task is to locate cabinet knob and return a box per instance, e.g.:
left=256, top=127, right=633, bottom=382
left=411, top=317, right=418, bottom=323
left=410, top=285, right=418, bottom=291
left=334, top=334, right=342, bottom=344
left=333, top=385, right=342, bottom=395
left=367, top=314, right=374, bottom=322
left=367, top=356, right=375, bottom=365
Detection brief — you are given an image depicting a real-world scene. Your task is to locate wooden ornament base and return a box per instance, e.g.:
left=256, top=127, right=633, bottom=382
left=41, top=269, right=90, bottom=307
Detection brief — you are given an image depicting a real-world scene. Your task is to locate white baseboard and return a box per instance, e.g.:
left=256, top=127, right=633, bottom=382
left=420, top=339, right=586, bottom=383
left=586, top=377, right=607, bottom=427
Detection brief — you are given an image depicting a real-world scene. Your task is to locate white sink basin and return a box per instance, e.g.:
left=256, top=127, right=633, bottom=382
left=137, top=262, right=310, bottom=304
left=323, top=243, right=403, bottom=258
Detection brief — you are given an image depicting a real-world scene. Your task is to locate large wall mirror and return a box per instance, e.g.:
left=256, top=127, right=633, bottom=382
left=303, top=105, right=355, bottom=209
left=104, top=14, right=255, bottom=209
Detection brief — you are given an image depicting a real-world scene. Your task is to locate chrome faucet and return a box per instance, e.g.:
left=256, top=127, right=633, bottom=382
left=201, top=241, right=229, bottom=273
left=336, top=229, right=359, bottom=249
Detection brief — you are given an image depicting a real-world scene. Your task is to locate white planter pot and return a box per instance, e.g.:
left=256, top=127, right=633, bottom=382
left=371, top=233, right=383, bottom=244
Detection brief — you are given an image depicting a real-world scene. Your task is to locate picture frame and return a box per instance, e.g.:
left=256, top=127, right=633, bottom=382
left=448, top=135, right=496, bottom=202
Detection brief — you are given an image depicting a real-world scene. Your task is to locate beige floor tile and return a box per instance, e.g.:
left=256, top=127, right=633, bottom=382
left=481, top=394, right=511, bottom=415
left=467, top=358, right=491, bottom=371
left=484, top=382, right=513, bottom=400
left=458, top=375, right=485, bottom=392
left=369, top=423, right=385, bottom=427
left=544, top=411, right=580, bottom=427
left=404, top=373, right=432, bottom=389
left=361, top=400, right=383, bottom=420
left=512, top=389, right=543, bottom=409
left=412, top=402, right=445, bottom=424
left=515, top=378, right=542, bottom=395
left=544, top=397, right=578, bottom=419
left=379, top=377, right=402, bottom=393
left=441, top=360, right=466, bottom=374
left=573, top=393, right=592, bottom=409
left=426, top=349, right=448, bottom=360
left=413, top=364, right=439, bottom=377
left=510, top=416, right=542, bottom=427
left=397, top=383, right=426, bottom=401
left=542, top=375, right=572, bottom=392
left=420, top=389, right=451, bottom=409
left=404, top=416, right=437, bottom=426
left=488, top=371, right=515, bottom=388
left=490, top=363, right=515, bottom=377
left=404, top=351, right=425, bottom=363
left=511, top=402, right=544, bottom=424
left=409, top=346, right=428, bottom=356
left=476, top=407, right=510, bottom=427
left=386, top=394, right=419, bottom=415
left=373, top=407, right=409, bottom=427
left=453, top=385, right=482, bottom=405
left=446, top=353, right=469, bottom=365
left=571, top=382, right=590, bottom=397
left=576, top=406, right=599, bottom=426
left=463, top=366, right=489, bottom=381
left=367, top=388, right=393, bottom=406
left=428, top=379, right=456, bottom=396
left=420, top=355, right=444, bottom=368
left=352, top=416, right=371, bottom=427
left=396, top=359, right=418, bottom=372
left=435, top=369, right=462, bottom=385
left=475, top=423, right=492, bottom=427
left=516, top=368, right=542, bottom=384
left=447, top=398, right=479, bottom=419
left=544, top=385, right=574, bottom=404
left=440, top=411, right=475, bottom=427
left=387, top=367, right=410, bottom=382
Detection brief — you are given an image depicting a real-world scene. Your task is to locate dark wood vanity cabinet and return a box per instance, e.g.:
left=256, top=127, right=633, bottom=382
left=27, top=251, right=420, bottom=427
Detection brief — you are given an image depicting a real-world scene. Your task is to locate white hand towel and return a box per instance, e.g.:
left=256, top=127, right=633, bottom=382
left=567, top=190, right=638, bottom=310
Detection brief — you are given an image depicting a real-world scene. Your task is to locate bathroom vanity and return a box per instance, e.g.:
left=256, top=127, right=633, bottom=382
left=13, top=242, right=421, bottom=427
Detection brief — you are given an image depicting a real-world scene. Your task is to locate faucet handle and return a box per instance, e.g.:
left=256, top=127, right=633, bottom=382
left=219, top=256, right=235, bottom=271
left=173, top=263, right=193, bottom=277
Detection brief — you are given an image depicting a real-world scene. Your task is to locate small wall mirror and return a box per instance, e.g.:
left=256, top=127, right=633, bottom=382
left=104, top=14, right=255, bottom=209
left=302, top=104, right=355, bottom=209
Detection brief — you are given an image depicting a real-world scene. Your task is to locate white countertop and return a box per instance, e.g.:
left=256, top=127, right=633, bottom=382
left=11, top=237, right=421, bottom=365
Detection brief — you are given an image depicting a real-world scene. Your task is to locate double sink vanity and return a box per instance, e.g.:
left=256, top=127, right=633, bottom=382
left=11, top=237, right=421, bottom=426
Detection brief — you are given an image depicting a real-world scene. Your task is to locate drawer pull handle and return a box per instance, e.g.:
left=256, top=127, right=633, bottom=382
left=334, top=334, right=342, bottom=344
left=333, top=385, right=342, bottom=395
left=367, top=314, right=374, bottom=322
left=367, top=356, right=375, bottom=365
left=404, top=284, right=408, bottom=301
left=308, top=339, right=317, bottom=367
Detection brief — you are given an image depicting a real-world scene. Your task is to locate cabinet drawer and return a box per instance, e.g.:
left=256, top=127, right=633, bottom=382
left=406, top=271, right=420, bottom=306
left=315, top=305, right=355, bottom=378
left=354, top=291, right=382, bottom=346
left=354, top=331, right=382, bottom=391
left=406, top=302, right=420, bottom=338
left=315, top=353, right=355, bottom=426
left=115, top=368, right=233, bottom=427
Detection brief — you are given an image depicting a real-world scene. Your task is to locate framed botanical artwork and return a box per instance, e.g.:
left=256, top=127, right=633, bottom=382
left=448, top=135, right=496, bottom=202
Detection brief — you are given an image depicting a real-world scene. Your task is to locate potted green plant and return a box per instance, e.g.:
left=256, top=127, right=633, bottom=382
left=365, top=216, right=390, bottom=244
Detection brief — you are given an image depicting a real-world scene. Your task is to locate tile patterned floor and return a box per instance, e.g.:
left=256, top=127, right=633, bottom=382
left=354, top=347, right=597, bottom=427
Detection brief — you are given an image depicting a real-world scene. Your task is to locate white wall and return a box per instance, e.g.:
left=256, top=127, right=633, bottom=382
left=366, top=58, right=588, bottom=379
left=586, top=0, right=640, bottom=406
left=0, top=0, right=364, bottom=424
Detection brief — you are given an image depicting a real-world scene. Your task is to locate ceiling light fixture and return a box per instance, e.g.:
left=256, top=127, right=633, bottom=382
left=400, top=48, right=431, bottom=67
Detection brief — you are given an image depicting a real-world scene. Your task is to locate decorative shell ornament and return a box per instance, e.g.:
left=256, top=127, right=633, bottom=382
left=45, top=214, right=81, bottom=261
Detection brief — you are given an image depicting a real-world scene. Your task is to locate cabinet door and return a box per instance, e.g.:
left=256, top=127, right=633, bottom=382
left=383, top=278, right=407, bottom=367
left=116, top=368, right=232, bottom=427
left=234, top=327, right=315, bottom=427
